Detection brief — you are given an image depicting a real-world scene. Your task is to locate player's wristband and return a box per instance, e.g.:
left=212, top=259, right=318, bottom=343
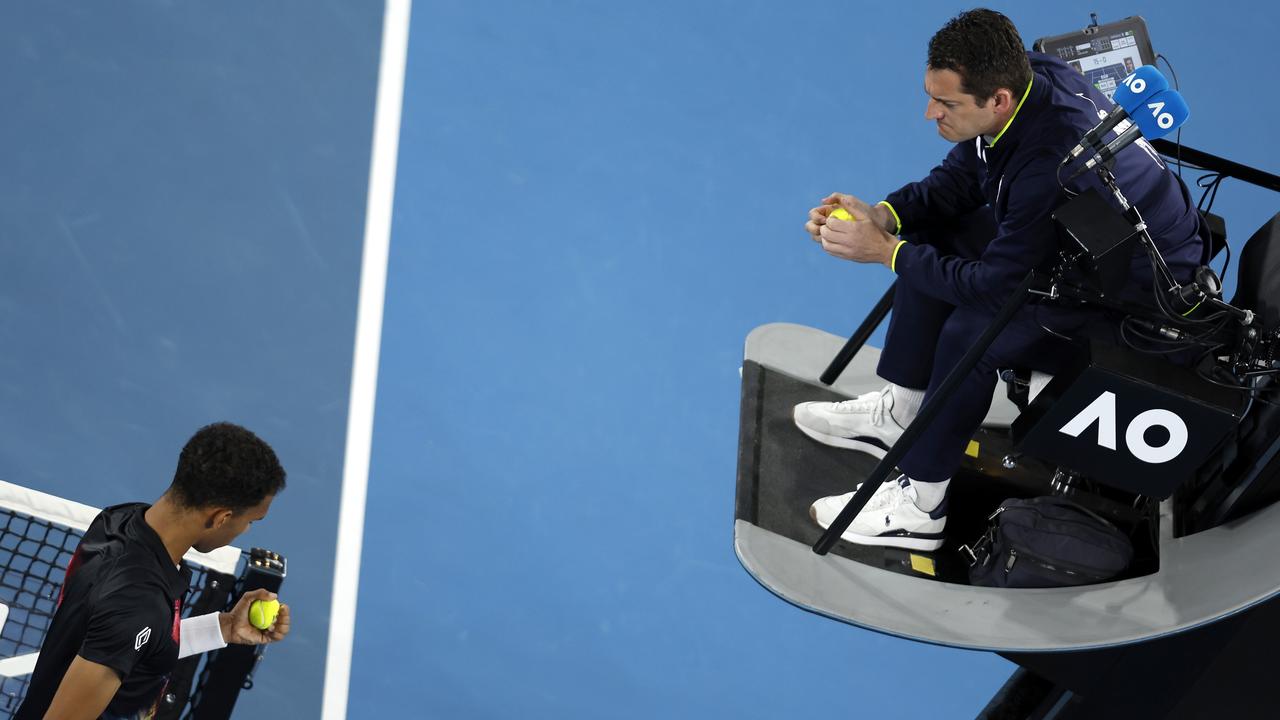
left=891, top=240, right=908, bottom=274
left=179, top=612, right=228, bottom=659
left=877, top=201, right=902, bottom=235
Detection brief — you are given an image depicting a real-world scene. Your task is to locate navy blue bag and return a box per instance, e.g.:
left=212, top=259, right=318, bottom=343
left=963, top=497, right=1134, bottom=588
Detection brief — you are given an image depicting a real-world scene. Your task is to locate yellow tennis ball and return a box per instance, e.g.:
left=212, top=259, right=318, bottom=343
left=829, top=207, right=858, bottom=222
left=248, top=599, right=280, bottom=630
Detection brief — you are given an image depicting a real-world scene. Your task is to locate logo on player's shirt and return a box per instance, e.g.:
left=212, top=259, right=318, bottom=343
left=135, top=626, right=152, bottom=651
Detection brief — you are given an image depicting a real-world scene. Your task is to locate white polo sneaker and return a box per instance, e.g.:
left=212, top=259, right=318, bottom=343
left=793, top=385, right=908, bottom=458
left=808, top=476, right=947, bottom=551
left=849, top=476, right=899, bottom=503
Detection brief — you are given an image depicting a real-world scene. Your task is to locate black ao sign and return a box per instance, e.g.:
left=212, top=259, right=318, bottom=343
left=1014, top=364, right=1241, bottom=499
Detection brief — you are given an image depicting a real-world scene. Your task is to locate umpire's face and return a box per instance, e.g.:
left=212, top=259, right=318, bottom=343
left=924, top=67, right=1000, bottom=143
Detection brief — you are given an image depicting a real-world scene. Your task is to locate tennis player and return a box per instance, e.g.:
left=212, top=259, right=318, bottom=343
left=16, top=422, right=290, bottom=720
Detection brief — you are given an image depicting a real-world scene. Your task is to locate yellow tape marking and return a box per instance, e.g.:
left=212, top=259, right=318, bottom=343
left=909, top=554, right=936, bottom=576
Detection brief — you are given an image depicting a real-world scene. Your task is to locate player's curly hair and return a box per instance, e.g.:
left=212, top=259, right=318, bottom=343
left=928, top=9, right=1032, bottom=104
left=169, top=422, right=286, bottom=511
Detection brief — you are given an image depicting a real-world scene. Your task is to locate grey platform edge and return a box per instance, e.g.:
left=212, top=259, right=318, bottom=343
left=735, top=322, right=1280, bottom=652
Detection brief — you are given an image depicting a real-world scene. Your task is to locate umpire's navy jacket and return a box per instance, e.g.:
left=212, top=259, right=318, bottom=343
left=886, top=51, right=1205, bottom=313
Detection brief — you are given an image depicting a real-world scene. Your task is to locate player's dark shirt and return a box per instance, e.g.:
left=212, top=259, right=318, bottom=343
left=16, top=503, right=189, bottom=720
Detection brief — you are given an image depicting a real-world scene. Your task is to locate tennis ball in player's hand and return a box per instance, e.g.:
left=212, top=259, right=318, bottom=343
left=829, top=207, right=858, bottom=222
left=248, top=599, right=280, bottom=630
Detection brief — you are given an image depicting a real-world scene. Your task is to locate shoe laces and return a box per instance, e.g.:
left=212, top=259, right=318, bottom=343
left=831, top=385, right=894, bottom=427
left=862, top=475, right=913, bottom=512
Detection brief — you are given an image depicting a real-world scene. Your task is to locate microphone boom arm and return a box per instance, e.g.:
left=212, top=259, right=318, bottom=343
left=1091, top=165, right=1254, bottom=326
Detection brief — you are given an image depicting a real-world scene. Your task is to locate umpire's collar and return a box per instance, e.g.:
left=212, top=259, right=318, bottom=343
left=982, top=75, right=1039, bottom=151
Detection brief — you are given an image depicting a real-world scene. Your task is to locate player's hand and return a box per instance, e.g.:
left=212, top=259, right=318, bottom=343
left=222, top=589, right=291, bottom=645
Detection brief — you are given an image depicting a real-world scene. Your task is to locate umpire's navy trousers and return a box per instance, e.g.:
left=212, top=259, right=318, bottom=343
left=875, top=211, right=1086, bottom=484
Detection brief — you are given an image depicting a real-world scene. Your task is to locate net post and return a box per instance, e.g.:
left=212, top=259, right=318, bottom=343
left=186, top=548, right=286, bottom=719
left=154, top=569, right=236, bottom=720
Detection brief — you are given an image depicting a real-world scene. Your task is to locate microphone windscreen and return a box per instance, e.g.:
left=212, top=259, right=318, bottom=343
left=1130, top=89, right=1190, bottom=141
left=1111, top=65, right=1170, bottom=112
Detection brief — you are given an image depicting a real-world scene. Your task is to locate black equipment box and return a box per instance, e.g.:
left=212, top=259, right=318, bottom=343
left=1013, top=341, right=1245, bottom=499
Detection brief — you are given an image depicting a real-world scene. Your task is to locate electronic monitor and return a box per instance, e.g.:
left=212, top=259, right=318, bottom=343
left=1035, top=16, right=1157, bottom=101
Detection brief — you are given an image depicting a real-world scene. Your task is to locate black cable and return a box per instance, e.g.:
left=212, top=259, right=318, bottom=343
left=1143, top=238, right=1197, bottom=323
left=1137, top=227, right=1235, bottom=328
left=1119, top=314, right=1232, bottom=356
left=1120, top=320, right=1189, bottom=355
left=1046, top=184, right=1194, bottom=329
left=1032, top=304, right=1075, bottom=341
left=1156, top=54, right=1183, bottom=179
left=1188, top=343, right=1280, bottom=407
left=1156, top=53, right=1181, bottom=91
left=1056, top=158, right=1080, bottom=197
left=1174, top=128, right=1182, bottom=179
left=1217, top=242, right=1233, bottom=293
left=1130, top=205, right=1178, bottom=288
left=1121, top=316, right=1224, bottom=353
left=1197, top=173, right=1226, bottom=214
left=1038, top=322, right=1074, bottom=341
left=1115, top=181, right=1248, bottom=332
left=1194, top=370, right=1280, bottom=408
left=1195, top=172, right=1233, bottom=285
left=1161, top=150, right=1208, bottom=174
left=1120, top=322, right=1194, bottom=350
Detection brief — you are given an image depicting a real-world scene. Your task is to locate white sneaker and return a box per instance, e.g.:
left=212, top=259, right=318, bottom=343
left=808, top=476, right=947, bottom=551
left=850, top=476, right=899, bottom=502
left=793, top=385, right=907, bottom=458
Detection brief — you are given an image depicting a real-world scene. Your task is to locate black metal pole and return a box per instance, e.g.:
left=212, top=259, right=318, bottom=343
left=820, top=282, right=897, bottom=386
left=813, top=271, right=1041, bottom=555
left=1150, top=139, right=1280, bottom=194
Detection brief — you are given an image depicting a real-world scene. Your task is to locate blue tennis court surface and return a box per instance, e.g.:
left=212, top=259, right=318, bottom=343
left=0, top=3, right=383, bottom=717
left=2, top=1, right=1277, bottom=717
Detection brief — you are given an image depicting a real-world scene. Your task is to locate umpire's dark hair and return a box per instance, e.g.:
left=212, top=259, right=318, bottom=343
left=169, top=422, right=285, bottom=511
left=928, top=9, right=1032, bottom=104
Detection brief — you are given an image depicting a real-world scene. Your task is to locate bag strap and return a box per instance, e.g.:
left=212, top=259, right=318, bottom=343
left=1021, top=496, right=1122, bottom=532
left=959, top=524, right=998, bottom=567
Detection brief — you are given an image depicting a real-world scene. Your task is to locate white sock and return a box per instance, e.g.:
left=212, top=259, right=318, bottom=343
left=889, top=384, right=926, bottom=425
left=908, top=477, right=949, bottom=513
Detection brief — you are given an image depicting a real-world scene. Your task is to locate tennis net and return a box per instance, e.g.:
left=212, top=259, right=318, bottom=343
left=0, top=479, right=283, bottom=719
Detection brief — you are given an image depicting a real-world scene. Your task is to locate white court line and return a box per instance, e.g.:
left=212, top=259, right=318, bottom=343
left=321, top=1, right=411, bottom=718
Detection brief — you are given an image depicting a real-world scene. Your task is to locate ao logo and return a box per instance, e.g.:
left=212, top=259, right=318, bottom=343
left=1059, top=391, right=1188, bottom=464
left=1120, top=73, right=1177, bottom=130
left=1146, top=99, right=1177, bottom=130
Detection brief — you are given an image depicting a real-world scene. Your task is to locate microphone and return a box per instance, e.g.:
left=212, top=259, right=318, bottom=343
left=1066, top=66, right=1170, bottom=160
left=1068, top=89, right=1190, bottom=180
